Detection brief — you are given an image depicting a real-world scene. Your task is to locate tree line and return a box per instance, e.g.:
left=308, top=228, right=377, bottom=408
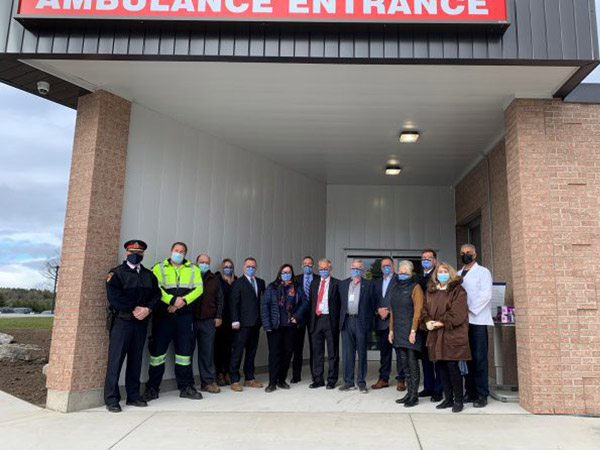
left=0, top=288, right=54, bottom=313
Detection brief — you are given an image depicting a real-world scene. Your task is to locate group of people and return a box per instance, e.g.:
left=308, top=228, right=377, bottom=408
left=104, top=240, right=493, bottom=414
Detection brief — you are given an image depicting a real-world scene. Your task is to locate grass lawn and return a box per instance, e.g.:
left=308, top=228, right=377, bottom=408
left=0, top=317, right=54, bottom=331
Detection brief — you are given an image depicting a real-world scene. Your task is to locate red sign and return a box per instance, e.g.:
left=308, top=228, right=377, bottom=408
left=19, top=0, right=508, bottom=24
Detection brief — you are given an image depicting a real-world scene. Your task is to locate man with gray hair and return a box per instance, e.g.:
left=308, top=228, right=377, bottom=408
left=308, top=258, right=341, bottom=389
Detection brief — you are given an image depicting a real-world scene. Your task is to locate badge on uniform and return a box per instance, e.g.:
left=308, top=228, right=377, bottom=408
left=106, top=272, right=114, bottom=283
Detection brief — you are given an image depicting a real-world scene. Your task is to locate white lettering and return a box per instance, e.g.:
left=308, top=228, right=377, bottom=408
left=363, top=0, right=384, bottom=14
left=289, top=0, right=309, bottom=13
left=414, top=0, right=436, bottom=14
left=314, top=0, right=335, bottom=14
left=35, top=0, right=60, bottom=8
left=253, top=0, right=272, bottom=13
left=64, top=0, right=92, bottom=9
left=198, top=0, right=221, bottom=12
left=150, top=0, right=169, bottom=11
left=345, top=0, right=353, bottom=13
left=123, top=0, right=146, bottom=11
left=386, top=0, right=410, bottom=14
left=96, top=0, right=118, bottom=10
left=441, top=0, right=464, bottom=15
left=468, top=0, right=488, bottom=15
left=225, top=0, right=248, bottom=13
left=171, top=0, right=194, bottom=11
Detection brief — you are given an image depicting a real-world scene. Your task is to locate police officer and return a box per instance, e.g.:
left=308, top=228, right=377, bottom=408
left=104, top=240, right=161, bottom=413
left=142, top=242, right=204, bottom=401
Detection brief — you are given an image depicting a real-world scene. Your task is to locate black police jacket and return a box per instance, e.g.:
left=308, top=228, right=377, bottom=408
left=106, top=262, right=162, bottom=314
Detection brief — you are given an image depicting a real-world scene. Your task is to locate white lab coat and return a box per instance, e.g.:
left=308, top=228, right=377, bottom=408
left=458, top=262, right=493, bottom=326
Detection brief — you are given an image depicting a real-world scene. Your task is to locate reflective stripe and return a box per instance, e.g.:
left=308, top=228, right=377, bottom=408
left=174, top=354, right=191, bottom=366
left=159, top=262, right=168, bottom=289
left=188, top=265, right=195, bottom=289
left=149, top=354, right=167, bottom=366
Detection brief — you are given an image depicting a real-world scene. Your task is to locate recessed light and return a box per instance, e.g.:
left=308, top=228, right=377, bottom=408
left=399, top=131, right=420, bottom=143
left=385, top=165, right=402, bottom=176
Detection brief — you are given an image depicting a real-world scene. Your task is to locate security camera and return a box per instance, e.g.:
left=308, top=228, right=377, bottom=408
left=37, top=81, right=50, bottom=96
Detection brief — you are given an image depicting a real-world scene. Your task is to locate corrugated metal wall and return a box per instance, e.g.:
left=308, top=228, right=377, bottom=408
left=1, top=0, right=598, bottom=62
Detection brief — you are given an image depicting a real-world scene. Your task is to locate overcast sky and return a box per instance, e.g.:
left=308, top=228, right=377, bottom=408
left=2, top=4, right=600, bottom=289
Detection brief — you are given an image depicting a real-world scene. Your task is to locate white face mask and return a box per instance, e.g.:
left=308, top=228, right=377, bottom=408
left=171, top=252, right=184, bottom=264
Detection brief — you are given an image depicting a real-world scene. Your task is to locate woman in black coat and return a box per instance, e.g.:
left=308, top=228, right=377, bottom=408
left=261, top=264, right=309, bottom=392
left=215, top=258, right=236, bottom=386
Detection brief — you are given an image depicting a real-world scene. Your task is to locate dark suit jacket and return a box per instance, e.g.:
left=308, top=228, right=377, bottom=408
left=338, top=278, right=375, bottom=333
left=373, top=275, right=397, bottom=331
left=230, top=275, right=266, bottom=327
left=308, top=276, right=341, bottom=334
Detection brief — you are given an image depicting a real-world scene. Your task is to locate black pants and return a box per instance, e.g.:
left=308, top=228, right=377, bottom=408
left=376, top=329, right=404, bottom=382
left=310, top=315, right=339, bottom=385
left=465, top=324, right=489, bottom=399
left=104, top=317, right=147, bottom=406
left=193, top=318, right=216, bottom=386
left=341, top=317, right=368, bottom=387
left=229, top=324, right=260, bottom=383
left=147, top=313, right=195, bottom=391
left=291, top=323, right=310, bottom=380
left=396, top=347, right=419, bottom=398
left=214, top=323, right=233, bottom=376
left=421, top=343, right=444, bottom=395
left=267, top=326, right=295, bottom=386
left=438, top=360, right=464, bottom=403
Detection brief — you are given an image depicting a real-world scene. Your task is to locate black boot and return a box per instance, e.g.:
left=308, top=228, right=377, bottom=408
left=403, top=356, right=420, bottom=408
left=395, top=393, right=409, bottom=404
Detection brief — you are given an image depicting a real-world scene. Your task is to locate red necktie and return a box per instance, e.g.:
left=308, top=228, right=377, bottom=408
left=316, top=278, right=326, bottom=316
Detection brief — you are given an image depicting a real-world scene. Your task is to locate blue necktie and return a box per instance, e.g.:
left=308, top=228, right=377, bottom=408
left=304, top=275, right=311, bottom=298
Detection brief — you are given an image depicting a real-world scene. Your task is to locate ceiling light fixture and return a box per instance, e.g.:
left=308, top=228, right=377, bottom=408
left=399, top=131, right=420, bottom=143
left=385, top=165, right=402, bottom=176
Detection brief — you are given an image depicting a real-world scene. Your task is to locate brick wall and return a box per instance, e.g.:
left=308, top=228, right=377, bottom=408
left=504, top=99, right=600, bottom=415
left=455, top=141, right=518, bottom=386
left=46, top=91, right=131, bottom=411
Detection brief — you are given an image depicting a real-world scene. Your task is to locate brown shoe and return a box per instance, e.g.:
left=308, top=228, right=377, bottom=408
left=230, top=382, right=243, bottom=392
left=371, top=379, right=390, bottom=389
left=397, top=381, right=406, bottom=392
left=244, top=379, right=264, bottom=388
left=216, top=374, right=226, bottom=387
left=224, top=374, right=232, bottom=385
left=201, top=383, right=221, bottom=394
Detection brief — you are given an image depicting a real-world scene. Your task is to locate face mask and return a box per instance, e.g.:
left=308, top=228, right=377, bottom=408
left=127, top=253, right=143, bottom=265
left=422, top=260, right=433, bottom=270
left=461, top=254, right=474, bottom=265
left=351, top=268, right=362, bottom=278
left=281, top=273, right=292, bottom=282
left=437, top=273, right=450, bottom=284
left=397, top=273, right=411, bottom=281
left=319, top=269, right=330, bottom=278
left=223, top=267, right=233, bottom=276
left=303, top=265, right=313, bottom=275
left=199, top=263, right=210, bottom=274
left=245, top=266, right=256, bottom=277
left=382, top=266, right=392, bottom=276
left=171, top=252, right=184, bottom=264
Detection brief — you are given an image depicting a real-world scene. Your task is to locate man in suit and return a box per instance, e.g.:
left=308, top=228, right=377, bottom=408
left=308, top=258, right=341, bottom=390
left=371, top=257, right=405, bottom=391
left=339, top=259, right=376, bottom=393
left=229, top=257, right=266, bottom=392
left=292, top=256, right=317, bottom=383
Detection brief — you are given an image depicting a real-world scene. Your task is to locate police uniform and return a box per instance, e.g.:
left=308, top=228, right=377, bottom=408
left=104, top=240, right=161, bottom=411
left=143, top=257, right=204, bottom=400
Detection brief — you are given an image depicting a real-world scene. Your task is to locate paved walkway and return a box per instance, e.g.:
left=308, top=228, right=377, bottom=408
left=2, top=370, right=599, bottom=450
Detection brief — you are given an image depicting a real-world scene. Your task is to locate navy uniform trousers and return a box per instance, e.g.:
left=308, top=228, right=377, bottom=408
left=104, top=317, right=148, bottom=406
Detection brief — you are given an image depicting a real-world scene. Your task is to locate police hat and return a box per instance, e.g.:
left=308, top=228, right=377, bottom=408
left=124, top=240, right=147, bottom=251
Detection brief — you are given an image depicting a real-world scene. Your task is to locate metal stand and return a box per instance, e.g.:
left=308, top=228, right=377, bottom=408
left=490, top=322, right=519, bottom=403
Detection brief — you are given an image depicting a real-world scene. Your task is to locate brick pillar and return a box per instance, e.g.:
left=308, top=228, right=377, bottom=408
left=46, top=91, right=131, bottom=412
left=504, top=99, right=600, bottom=415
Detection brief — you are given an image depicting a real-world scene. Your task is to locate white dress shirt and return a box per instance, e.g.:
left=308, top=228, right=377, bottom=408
left=459, top=262, right=493, bottom=326
left=317, top=276, right=331, bottom=315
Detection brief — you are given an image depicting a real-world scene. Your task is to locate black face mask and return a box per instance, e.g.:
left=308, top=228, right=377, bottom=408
left=461, top=254, right=474, bottom=265
left=127, top=253, right=144, bottom=265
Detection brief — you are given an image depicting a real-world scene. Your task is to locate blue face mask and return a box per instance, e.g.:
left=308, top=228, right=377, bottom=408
left=171, top=252, right=184, bottom=264
left=382, top=266, right=392, bottom=276
left=198, top=263, right=210, bottom=274
left=245, top=266, right=256, bottom=277
left=281, top=273, right=292, bottom=282
left=223, top=267, right=233, bottom=276
left=437, top=273, right=450, bottom=284
left=351, top=268, right=362, bottom=278
left=422, top=260, right=433, bottom=270
left=303, top=265, right=313, bottom=275
left=398, top=273, right=411, bottom=281
left=319, top=269, right=330, bottom=278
